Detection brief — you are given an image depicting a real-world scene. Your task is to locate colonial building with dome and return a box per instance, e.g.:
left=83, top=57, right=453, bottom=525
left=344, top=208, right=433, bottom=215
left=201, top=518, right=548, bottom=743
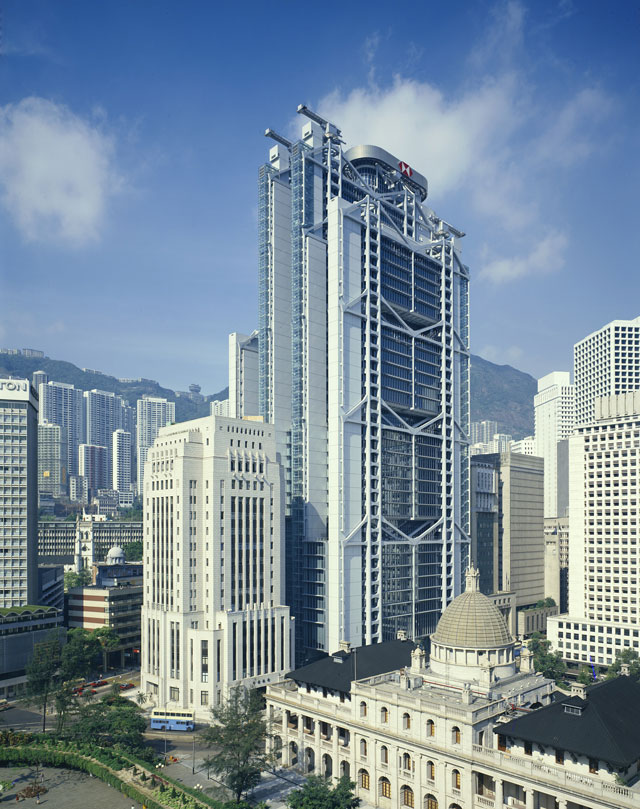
left=266, top=567, right=640, bottom=809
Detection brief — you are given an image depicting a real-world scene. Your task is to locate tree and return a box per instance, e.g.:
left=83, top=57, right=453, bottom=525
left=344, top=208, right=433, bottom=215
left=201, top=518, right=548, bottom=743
left=64, top=569, right=92, bottom=591
left=124, top=540, right=143, bottom=560
left=527, top=633, right=566, bottom=683
left=60, top=628, right=102, bottom=681
left=577, top=664, right=596, bottom=685
left=201, top=688, right=270, bottom=804
left=287, top=776, right=360, bottom=809
left=72, top=694, right=146, bottom=750
left=606, top=648, right=640, bottom=679
left=25, top=633, right=62, bottom=733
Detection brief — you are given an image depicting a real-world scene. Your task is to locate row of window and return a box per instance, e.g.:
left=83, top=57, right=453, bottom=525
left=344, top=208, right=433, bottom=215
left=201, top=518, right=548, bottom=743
left=358, top=771, right=460, bottom=801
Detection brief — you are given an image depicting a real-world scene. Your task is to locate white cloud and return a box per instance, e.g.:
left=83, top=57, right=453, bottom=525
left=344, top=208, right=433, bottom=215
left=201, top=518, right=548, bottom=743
left=317, top=1, right=612, bottom=284
left=0, top=97, right=122, bottom=246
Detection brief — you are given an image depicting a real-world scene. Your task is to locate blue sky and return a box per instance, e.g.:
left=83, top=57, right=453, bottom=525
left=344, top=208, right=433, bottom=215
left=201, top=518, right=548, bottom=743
left=1, top=0, right=638, bottom=394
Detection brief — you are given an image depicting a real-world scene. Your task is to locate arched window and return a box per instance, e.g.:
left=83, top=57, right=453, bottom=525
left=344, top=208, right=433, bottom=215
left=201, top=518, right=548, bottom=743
left=403, top=712, right=411, bottom=730
left=402, top=752, right=412, bottom=771
left=380, top=745, right=389, bottom=764
left=452, top=769, right=461, bottom=790
left=379, top=777, right=391, bottom=799
left=426, top=761, right=435, bottom=781
left=402, top=785, right=414, bottom=807
left=452, top=726, right=461, bottom=745
left=424, top=795, right=438, bottom=809
left=360, top=739, right=367, bottom=757
left=426, top=719, right=435, bottom=737
left=358, top=769, right=370, bottom=790
left=380, top=706, right=389, bottom=724
left=360, top=700, right=367, bottom=718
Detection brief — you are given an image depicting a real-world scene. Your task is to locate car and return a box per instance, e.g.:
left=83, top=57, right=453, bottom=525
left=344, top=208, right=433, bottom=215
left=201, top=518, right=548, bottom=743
left=119, top=682, right=135, bottom=690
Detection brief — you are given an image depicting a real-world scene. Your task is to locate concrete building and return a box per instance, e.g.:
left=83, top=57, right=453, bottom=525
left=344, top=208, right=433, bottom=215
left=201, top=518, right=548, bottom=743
left=544, top=516, right=569, bottom=613
left=37, top=564, right=65, bottom=612
left=0, top=606, right=64, bottom=699
left=38, top=514, right=143, bottom=564
left=548, top=391, right=640, bottom=667
left=31, top=370, right=49, bottom=390
left=209, top=399, right=230, bottom=417
left=470, top=420, right=498, bottom=445
left=229, top=331, right=260, bottom=419
left=0, top=378, right=39, bottom=607
left=534, top=371, right=574, bottom=518
left=84, top=389, right=131, bottom=486
left=38, top=381, right=84, bottom=477
left=469, top=456, right=499, bottom=596
left=37, top=421, right=67, bottom=498
left=574, top=316, right=640, bottom=426
left=470, top=434, right=513, bottom=457
left=112, top=429, right=132, bottom=494
left=69, top=474, right=88, bottom=504
left=141, top=414, right=293, bottom=720
left=136, top=396, right=175, bottom=495
left=259, top=107, right=470, bottom=656
left=509, top=435, right=534, bottom=455
left=78, top=443, right=107, bottom=497
left=268, top=570, right=640, bottom=809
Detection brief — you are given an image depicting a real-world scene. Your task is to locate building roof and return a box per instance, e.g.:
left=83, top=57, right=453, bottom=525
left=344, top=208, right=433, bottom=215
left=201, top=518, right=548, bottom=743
left=287, top=639, right=417, bottom=692
left=431, top=567, right=512, bottom=649
left=496, top=676, right=640, bottom=767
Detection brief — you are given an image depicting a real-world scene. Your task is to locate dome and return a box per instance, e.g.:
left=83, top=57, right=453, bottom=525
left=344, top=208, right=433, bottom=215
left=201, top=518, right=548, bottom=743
left=431, top=567, right=512, bottom=649
left=106, top=545, right=126, bottom=565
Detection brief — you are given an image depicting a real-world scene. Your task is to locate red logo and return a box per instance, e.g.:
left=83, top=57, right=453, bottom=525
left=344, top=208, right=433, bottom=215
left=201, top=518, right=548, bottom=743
left=398, top=161, right=413, bottom=177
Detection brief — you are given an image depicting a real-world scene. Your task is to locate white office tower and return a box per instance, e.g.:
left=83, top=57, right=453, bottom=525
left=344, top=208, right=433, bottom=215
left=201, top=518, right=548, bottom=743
left=84, top=389, right=131, bottom=485
left=210, top=399, right=229, bottom=416
left=140, top=415, right=293, bottom=719
left=574, top=316, right=640, bottom=426
left=0, top=379, right=39, bottom=607
left=136, top=396, right=175, bottom=494
left=510, top=435, right=535, bottom=455
left=32, top=370, right=49, bottom=390
left=259, top=107, right=470, bottom=655
left=229, top=332, right=260, bottom=419
left=470, top=420, right=498, bottom=445
left=78, top=443, right=107, bottom=497
left=38, top=421, right=67, bottom=497
left=534, top=371, right=575, bottom=518
left=39, top=381, right=84, bottom=477
left=548, top=391, right=640, bottom=666
left=112, top=429, right=132, bottom=494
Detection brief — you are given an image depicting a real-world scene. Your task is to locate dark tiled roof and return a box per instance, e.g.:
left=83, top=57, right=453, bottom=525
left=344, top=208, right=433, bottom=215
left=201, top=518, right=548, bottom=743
left=496, top=676, right=640, bottom=767
left=287, top=639, right=416, bottom=692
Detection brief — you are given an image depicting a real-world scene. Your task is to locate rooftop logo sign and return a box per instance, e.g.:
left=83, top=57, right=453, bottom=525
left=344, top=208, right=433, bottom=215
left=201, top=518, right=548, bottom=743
left=398, top=161, right=413, bottom=178
left=0, top=380, right=28, bottom=392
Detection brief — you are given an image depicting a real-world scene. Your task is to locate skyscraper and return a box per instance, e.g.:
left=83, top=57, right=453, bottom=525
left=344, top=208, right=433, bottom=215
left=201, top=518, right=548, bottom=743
left=112, top=429, right=132, bottom=494
left=78, top=443, right=107, bottom=497
left=229, top=331, right=260, bottom=419
left=38, top=421, right=67, bottom=498
left=140, top=415, right=293, bottom=718
left=574, top=316, right=640, bottom=426
left=0, top=378, right=39, bottom=607
left=534, top=371, right=574, bottom=518
left=259, top=107, right=470, bottom=655
left=39, top=381, right=84, bottom=477
left=136, top=396, right=175, bottom=493
left=470, top=420, right=498, bottom=445
left=84, top=389, right=130, bottom=485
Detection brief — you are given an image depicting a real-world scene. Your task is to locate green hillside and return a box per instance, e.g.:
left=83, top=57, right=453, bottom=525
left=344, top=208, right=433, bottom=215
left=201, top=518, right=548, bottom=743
left=0, top=354, right=227, bottom=422
left=470, top=354, right=536, bottom=439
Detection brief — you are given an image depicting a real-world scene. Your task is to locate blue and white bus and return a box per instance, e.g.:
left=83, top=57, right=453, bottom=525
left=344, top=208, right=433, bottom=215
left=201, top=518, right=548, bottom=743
left=150, top=709, right=195, bottom=731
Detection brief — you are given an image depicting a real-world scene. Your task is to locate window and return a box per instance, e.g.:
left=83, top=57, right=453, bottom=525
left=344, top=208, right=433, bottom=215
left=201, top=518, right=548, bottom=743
left=380, top=745, right=388, bottom=764
left=360, top=701, right=367, bottom=718
left=402, top=752, right=412, bottom=770
left=524, top=740, right=532, bottom=756
left=498, top=734, right=507, bottom=752
left=452, top=726, right=461, bottom=744
left=589, top=758, right=598, bottom=773
left=360, top=739, right=367, bottom=758
left=359, top=770, right=370, bottom=790
left=452, top=769, right=461, bottom=790
left=426, top=719, right=435, bottom=737
left=381, top=706, right=389, bottom=724
left=403, top=712, right=411, bottom=730
left=200, top=691, right=208, bottom=705
left=556, top=749, right=564, bottom=765
left=426, top=761, right=435, bottom=781
left=402, top=786, right=414, bottom=807
left=169, top=687, right=179, bottom=701
left=379, top=778, right=391, bottom=799
left=425, top=795, right=438, bottom=809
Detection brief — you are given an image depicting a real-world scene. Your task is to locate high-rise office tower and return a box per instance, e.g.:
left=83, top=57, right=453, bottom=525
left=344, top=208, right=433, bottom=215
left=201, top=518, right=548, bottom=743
left=38, top=421, right=67, bottom=498
left=229, top=331, right=260, bottom=419
left=136, top=396, right=175, bottom=494
left=78, top=443, right=107, bottom=497
left=548, top=392, right=640, bottom=666
left=39, top=381, right=84, bottom=477
left=32, top=370, right=49, bottom=390
left=470, top=420, right=498, bottom=446
left=534, top=371, right=574, bottom=518
left=84, top=389, right=132, bottom=485
left=112, top=429, right=132, bottom=494
left=259, top=107, right=470, bottom=654
left=574, top=316, right=640, bottom=426
left=0, top=378, right=39, bottom=607
left=140, top=415, right=293, bottom=718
